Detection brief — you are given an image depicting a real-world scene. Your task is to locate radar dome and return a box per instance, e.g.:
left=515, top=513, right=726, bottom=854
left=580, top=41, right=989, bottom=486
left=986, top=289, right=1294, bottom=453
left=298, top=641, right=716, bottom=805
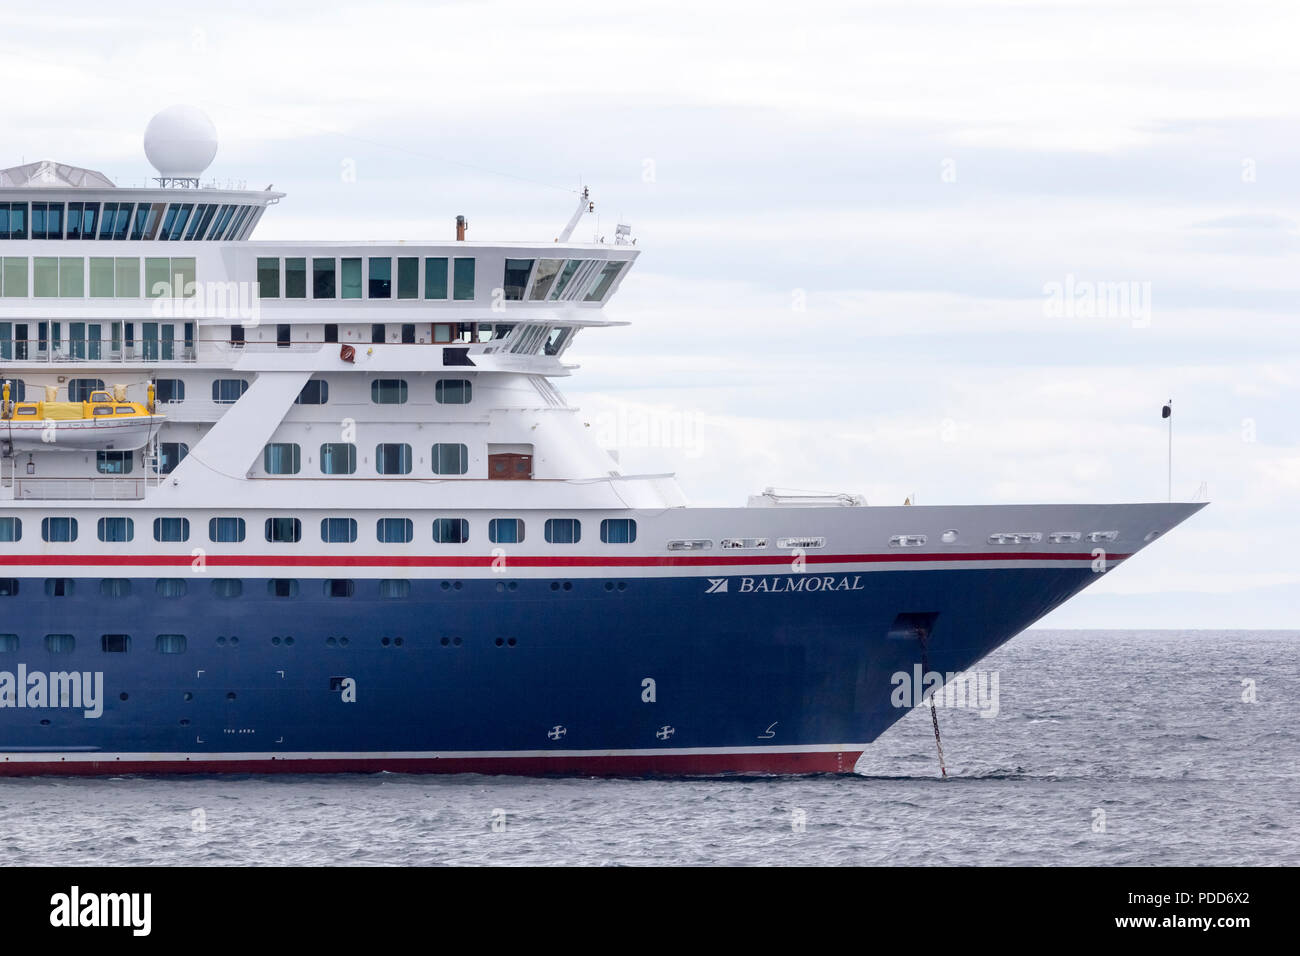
left=143, top=105, right=218, bottom=180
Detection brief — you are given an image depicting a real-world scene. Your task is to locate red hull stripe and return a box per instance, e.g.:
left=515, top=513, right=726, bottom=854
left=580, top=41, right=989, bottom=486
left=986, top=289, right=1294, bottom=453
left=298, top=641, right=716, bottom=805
left=0, top=552, right=1129, bottom=568
left=0, top=750, right=863, bottom=776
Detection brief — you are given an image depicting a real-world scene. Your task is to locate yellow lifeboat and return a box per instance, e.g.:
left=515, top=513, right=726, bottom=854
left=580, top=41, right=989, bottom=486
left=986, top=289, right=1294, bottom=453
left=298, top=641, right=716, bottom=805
left=2, top=383, right=165, bottom=451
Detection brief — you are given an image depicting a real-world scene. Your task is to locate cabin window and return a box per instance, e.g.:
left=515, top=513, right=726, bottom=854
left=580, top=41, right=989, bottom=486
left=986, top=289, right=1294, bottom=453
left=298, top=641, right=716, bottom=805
left=295, top=380, right=329, bottom=405
left=209, top=517, right=246, bottom=543
left=544, top=518, right=581, bottom=544
left=41, top=517, right=78, bottom=543
left=376, top=518, right=413, bottom=544
left=156, top=442, right=189, bottom=475
left=257, top=257, right=280, bottom=298
left=155, top=378, right=185, bottom=403
left=45, top=578, right=74, bottom=597
left=0, top=517, right=23, bottom=542
left=435, top=379, right=472, bottom=404
left=379, top=579, right=410, bottom=599
left=376, top=443, right=412, bottom=475
left=371, top=323, right=385, bottom=344
left=0, top=579, right=16, bottom=596
left=277, top=323, right=291, bottom=348
left=230, top=324, right=245, bottom=348
left=341, top=257, right=362, bottom=299
left=212, top=379, right=249, bottom=404
left=96, top=450, right=133, bottom=475
left=432, top=518, right=469, bottom=544
left=323, top=323, right=338, bottom=342
left=285, top=257, right=307, bottom=298
left=489, top=518, right=524, bottom=544
left=370, top=379, right=408, bottom=404
left=100, top=579, right=132, bottom=597
left=268, top=578, right=299, bottom=598
left=97, top=517, right=134, bottom=542
left=502, top=258, right=534, bottom=300
left=319, top=442, right=356, bottom=475
left=452, top=257, right=475, bottom=300
left=264, top=443, right=301, bottom=475
left=398, top=257, right=418, bottom=299
left=313, top=258, right=336, bottom=298
left=156, top=634, right=187, bottom=654
left=424, top=257, right=448, bottom=299
left=265, top=518, right=302, bottom=543
left=369, top=258, right=392, bottom=298
left=45, top=635, right=75, bottom=654
left=401, top=323, right=415, bottom=344
left=211, top=580, right=242, bottom=599
left=431, top=443, right=469, bottom=475
left=600, top=518, right=637, bottom=544
left=0, top=635, right=18, bottom=651
left=68, top=378, right=105, bottom=401
left=324, top=579, right=355, bottom=597
left=153, top=517, right=190, bottom=542
left=101, top=634, right=130, bottom=653
left=320, top=518, right=358, bottom=543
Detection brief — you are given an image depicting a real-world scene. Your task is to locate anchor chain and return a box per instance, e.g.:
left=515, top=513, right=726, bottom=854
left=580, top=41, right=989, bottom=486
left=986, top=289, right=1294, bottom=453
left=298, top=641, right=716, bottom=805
left=916, top=627, right=948, bottom=778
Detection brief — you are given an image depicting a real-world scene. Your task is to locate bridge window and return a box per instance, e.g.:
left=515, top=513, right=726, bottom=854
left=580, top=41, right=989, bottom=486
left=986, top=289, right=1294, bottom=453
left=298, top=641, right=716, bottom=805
left=376, top=518, right=413, bottom=544
left=453, top=257, right=475, bottom=300
left=321, top=518, right=357, bottom=543
left=529, top=259, right=565, bottom=300
left=431, top=443, right=469, bottom=475
left=209, top=517, right=246, bottom=543
left=41, top=517, right=78, bottom=542
left=341, top=257, right=362, bottom=299
left=285, top=257, right=306, bottom=298
left=398, top=257, right=418, bottom=298
left=96, top=450, right=133, bottom=475
left=435, top=379, right=472, bottom=404
left=265, top=517, right=302, bottom=543
left=489, top=518, right=524, bottom=544
left=368, top=257, right=391, bottom=298
left=153, top=517, right=190, bottom=542
left=376, top=443, right=412, bottom=475
left=600, top=518, right=637, bottom=544
left=264, top=442, right=301, bottom=475
left=545, top=518, right=581, bottom=544
left=313, top=258, right=336, bottom=298
left=432, top=517, right=469, bottom=544
left=257, top=257, right=280, bottom=298
left=502, top=258, right=534, bottom=300
left=319, top=442, right=356, bottom=475
left=584, top=261, right=627, bottom=301
left=97, top=517, right=134, bottom=542
left=424, top=257, right=448, bottom=299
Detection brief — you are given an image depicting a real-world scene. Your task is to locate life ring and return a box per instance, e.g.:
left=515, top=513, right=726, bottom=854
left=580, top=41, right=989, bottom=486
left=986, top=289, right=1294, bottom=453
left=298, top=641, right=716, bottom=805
left=340, top=344, right=355, bottom=363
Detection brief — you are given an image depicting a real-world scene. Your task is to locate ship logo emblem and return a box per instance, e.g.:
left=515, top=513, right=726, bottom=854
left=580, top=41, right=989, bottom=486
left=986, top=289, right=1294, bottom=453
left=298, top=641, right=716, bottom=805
left=547, top=725, right=567, bottom=741
left=705, top=578, right=728, bottom=594
left=656, top=725, right=675, bottom=740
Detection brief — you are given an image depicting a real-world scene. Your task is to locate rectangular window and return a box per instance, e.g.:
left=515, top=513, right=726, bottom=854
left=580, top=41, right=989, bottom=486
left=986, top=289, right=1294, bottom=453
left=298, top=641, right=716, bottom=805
left=376, top=443, right=412, bottom=475
left=379, top=579, right=410, bottom=599
left=323, top=323, right=338, bottom=342
left=145, top=257, right=172, bottom=298
left=41, top=517, right=78, bottom=543
left=319, top=442, right=356, bottom=475
left=502, top=258, right=534, bottom=300
left=397, top=257, right=418, bottom=298
left=321, top=518, right=358, bottom=543
left=325, top=579, right=355, bottom=597
left=435, top=379, right=472, bottom=404
left=45, top=635, right=75, bottom=654
left=453, top=257, right=475, bottom=300
left=370, top=379, right=408, bottom=404
left=257, top=257, right=280, bottom=299
left=59, top=258, right=84, bottom=297
left=0, top=580, right=17, bottom=596
left=156, top=442, right=189, bottom=475
left=156, top=634, right=187, bottom=654
left=285, top=257, right=307, bottom=298
left=529, top=259, right=566, bottom=300
left=277, top=323, right=291, bottom=348
left=172, top=257, right=196, bottom=297
left=488, top=518, right=524, bottom=544
left=600, top=518, right=637, bottom=544
left=156, top=578, right=187, bottom=598
left=115, top=258, right=140, bottom=297
left=0, top=634, right=16, bottom=651
left=89, top=257, right=114, bottom=297
left=341, top=257, right=362, bottom=299
left=230, top=325, right=245, bottom=348
left=2, top=258, right=27, bottom=297
left=153, top=517, right=191, bottom=542
left=265, top=517, right=302, bottom=543
left=368, top=257, right=392, bottom=298
left=101, top=579, right=131, bottom=597
left=263, top=443, right=301, bottom=475
left=101, top=634, right=131, bottom=653
left=431, top=443, right=469, bottom=475
left=45, top=578, right=74, bottom=597
left=371, top=323, right=386, bottom=344
left=585, top=261, right=627, bottom=301
left=401, top=323, right=415, bottom=344
left=294, top=379, right=328, bottom=405
left=33, top=257, right=58, bottom=297
left=0, top=517, right=21, bottom=542
left=96, top=450, right=133, bottom=475
left=211, top=579, right=242, bottom=598
left=432, top=517, right=469, bottom=544
left=424, top=257, right=448, bottom=299
left=212, top=379, right=249, bottom=404
left=209, top=517, right=246, bottom=543
left=376, top=518, right=413, bottom=544
left=268, top=579, right=299, bottom=597
left=544, top=518, right=581, bottom=544
left=155, top=378, right=185, bottom=403
left=313, top=258, right=336, bottom=298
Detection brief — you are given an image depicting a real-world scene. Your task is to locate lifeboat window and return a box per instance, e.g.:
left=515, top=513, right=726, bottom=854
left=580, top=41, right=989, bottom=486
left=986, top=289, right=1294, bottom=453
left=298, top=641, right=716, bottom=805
left=97, top=517, right=134, bottom=542
left=375, top=442, right=412, bottom=475
left=424, top=257, right=448, bottom=299
left=376, top=518, right=413, bottom=544
left=100, top=579, right=132, bottom=597
left=101, top=634, right=130, bottom=653
left=91, top=404, right=112, bottom=415
left=600, top=519, right=637, bottom=544
left=265, top=517, right=302, bottom=544
left=435, top=379, right=472, bottom=405
left=44, top=635, right=75, bottom=654
left=319, top=442, right=355, bottom=475
left=212, top=378, right=249, bottom=404
left=264, top=442, right=301, bottom=475
left=211, top=579, right=243, bottom=598
left=156, top=579, right=187, bottom=598
left=156, top=442, right=189, bottom=475
left=285, top=257, right=307, bottom=298
left=379, top=579, right=410, bottom=599
left=432, top=518, right=469, bottom=544
left=453, top=257, right=475, bottom=300
left=313, top=258, right=336, bottom=298
left=155, top=379, right=185, bottom=403
left=112, top=406, right=134, bottom=414
left=544, top=518, right=581, bottom=545
left=41, top=517, right=78, bottom=543
left=89, top=391, right=112, bottom=403
left=209, top=517, right=246, bottom=543
left=320, top=518, right=357, bottom=544
left=68, top=378, right=105, bottom=402
left=156, top=635, right=187, bottom=654
left=268, top=579, right=299, bottom=598
left=257, top=257, right=280, bottom=298
left=0, top=634, right=17, bottom=651
left=431, top=443, right=469, bottom=476
left=489, top=518, right=524, bottom=544
left=0, top=517, right=21, bottom=542
left=153, top=517, right=190, bottom=542
left=45, top=578, right=74, bottom=597
left=324, top=579, right=355, bottom=598
left=368, top=257, right=392, bottom=298
left=15, top=406, right=36, bottom=415
left=370, top=379, right=408, bottom=405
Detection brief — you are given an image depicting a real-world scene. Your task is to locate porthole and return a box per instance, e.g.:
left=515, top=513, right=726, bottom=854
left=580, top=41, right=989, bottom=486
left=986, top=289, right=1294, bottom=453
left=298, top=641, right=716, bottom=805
left=507, top=637, right=517, bottom=647
left=495, top=637, right=504, bottom=647
left=226, top=692, right=236, bottom=700
left=381, top=637, right=391, bottom=646
left=393, top=637, right=402, bottom=647
left=562, top=581, right=572, bottom=591
left=617, top=581, right=627, bottom=591
left=452, top=637, right=462, bottom=646
left=216, top=636, right=226, bottom=646
left=272, top=636, right=281, bottom=645
left=440, top=637, right=449, bottom=646
left=180, top=719, right=190, bottom=726
left=119, top=692, right=129, bottom=701
left=327, top=636, right=337, bottom=646
left=183, top=692, right=193, bottom=702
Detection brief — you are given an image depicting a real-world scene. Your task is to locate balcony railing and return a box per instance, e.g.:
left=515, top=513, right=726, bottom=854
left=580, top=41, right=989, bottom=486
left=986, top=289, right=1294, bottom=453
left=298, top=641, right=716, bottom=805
left=11, top=477, right=146, bottom=500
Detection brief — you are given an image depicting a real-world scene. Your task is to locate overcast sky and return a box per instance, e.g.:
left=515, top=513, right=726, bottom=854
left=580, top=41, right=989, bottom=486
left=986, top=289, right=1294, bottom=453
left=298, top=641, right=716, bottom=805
left=3, top=0, right=1297, bottom=627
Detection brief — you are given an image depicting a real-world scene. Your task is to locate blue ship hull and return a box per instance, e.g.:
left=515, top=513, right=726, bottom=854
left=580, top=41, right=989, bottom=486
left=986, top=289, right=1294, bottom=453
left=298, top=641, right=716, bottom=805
left=0, top=565, right=1095, bottom=775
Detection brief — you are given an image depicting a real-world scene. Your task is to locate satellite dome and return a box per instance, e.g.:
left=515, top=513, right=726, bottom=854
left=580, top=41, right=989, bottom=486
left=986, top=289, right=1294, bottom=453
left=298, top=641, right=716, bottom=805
left=143, top=105, right=218, bottom=180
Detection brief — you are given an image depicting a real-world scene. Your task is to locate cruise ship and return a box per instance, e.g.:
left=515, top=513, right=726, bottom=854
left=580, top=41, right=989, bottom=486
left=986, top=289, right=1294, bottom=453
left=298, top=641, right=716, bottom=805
left=0, top=108, right=1205, bottom=775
